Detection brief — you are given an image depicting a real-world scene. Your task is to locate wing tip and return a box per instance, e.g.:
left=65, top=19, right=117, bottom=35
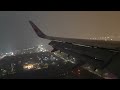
left=29, top=20, right=47, bottom=38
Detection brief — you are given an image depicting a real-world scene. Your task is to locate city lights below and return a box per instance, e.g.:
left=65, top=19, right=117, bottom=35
left=0, top=43, right=117, bottom=79
left=23, top=64, right=34, bottom=70
left=37, top=45, right=48, bottom=52
left=0, top=44, right=49, bottom=60
left=6, top=52, right=14, bottom=56
left=40, top=45, right=43, bottom=47
left=53, top=51, right=76, bottom=64
left=0, top=55, right=6, bottom=59
left=0, top=52, right=14, bottom=60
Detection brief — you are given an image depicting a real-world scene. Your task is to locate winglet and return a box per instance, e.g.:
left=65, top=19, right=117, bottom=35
left=29, top=21, right=47, bottom=38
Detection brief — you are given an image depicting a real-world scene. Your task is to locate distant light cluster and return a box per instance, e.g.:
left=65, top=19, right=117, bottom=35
left=0, top=51, right=74, bottom=78
left=53, top=51, right=76, bottom=64
left=37, top=45, right=48, bottom=52
left=88, top=36, right=120, bottom=41
left=0, top=44, right=112, bottom=79
left=89, top=36, right=113, bottom=41
left=23, top=64, right=34, bottom=70
left=0, top=44, right=48, bottom=60
left=0, top=52, right=14, bottom=59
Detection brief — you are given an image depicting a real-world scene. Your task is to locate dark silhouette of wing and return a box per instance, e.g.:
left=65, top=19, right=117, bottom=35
left=29, top=21, right=120, bottom=49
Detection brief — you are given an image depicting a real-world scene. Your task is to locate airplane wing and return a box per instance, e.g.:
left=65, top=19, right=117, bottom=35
left=29, top=21, right=120, bottom=78
left=29, top=21, right=120, bottom=50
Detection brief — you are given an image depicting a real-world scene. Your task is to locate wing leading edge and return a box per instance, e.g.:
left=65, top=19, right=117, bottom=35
left=29, top=21, right=120, bottom=49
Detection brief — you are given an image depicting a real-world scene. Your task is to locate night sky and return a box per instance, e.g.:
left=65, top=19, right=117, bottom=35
left=0, top=11, right=120, bottom=53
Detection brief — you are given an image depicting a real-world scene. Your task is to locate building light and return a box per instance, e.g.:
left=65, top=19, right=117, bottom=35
left=40, top=45, right=43, bottom=47
left=23, top=64, right=34, bottom=70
